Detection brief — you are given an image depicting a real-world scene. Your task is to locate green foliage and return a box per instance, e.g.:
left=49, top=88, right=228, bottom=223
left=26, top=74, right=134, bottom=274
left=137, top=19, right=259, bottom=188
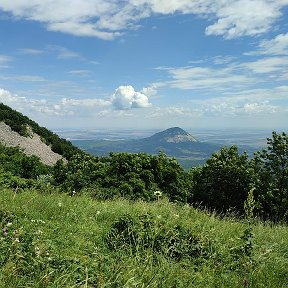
left=0, top=103, right=82, bottom=159
left=253, top=131, right=288, bottom=222
left=0, top=189, right=287, bottom=287
left=190, top=146, right=253, bottom=213
left=51, top=131, right=287, bottom=222
left=0, top=170, right=34, bottom=190
left=244, top=187, right=256, bottom=221
left=53, top=151, right=190, bottom=202
left=0, top=144, right=52, bottom=191
left=105, top=213, right=209, bottom=261
left=1, top=106, right=287, bottom=224
left=0, top=144, right=49, bottom=189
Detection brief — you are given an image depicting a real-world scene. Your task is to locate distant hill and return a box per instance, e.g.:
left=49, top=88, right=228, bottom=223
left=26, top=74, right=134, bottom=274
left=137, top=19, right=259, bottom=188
left=146, top=127, right=197, bottom=143
left=72, top=127, right=221, bottom=168
left=0, top=103, right=82, bottom=164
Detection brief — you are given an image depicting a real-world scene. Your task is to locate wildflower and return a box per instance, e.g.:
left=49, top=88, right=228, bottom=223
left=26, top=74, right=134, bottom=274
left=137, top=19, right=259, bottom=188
left=35, top=246, right=41, bottom=257
left=154, top=190, right=162, bottom=201
left=12, top=237, right=20, bottom=243
left=7, top=222, right=12, bottom=227
left=58, top=202, right=62, bottom=207
left=2, top=228, right=7, bottom=237
left=154, top=190, right=162, bottom=197
left=96, top=210, right=101, bottom=215
left=72, top=190, right=76, bottom=196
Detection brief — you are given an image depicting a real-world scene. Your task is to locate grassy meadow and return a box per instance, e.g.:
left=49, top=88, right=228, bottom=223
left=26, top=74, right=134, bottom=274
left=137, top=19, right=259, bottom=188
left=0, top=188, right=287, bottom=288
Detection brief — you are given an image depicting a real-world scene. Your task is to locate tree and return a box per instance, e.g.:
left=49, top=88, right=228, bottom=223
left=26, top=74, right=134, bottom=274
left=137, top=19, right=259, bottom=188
left=190, top=146, right=253, bottom=213
left=253, top=132, right=288, bottom=221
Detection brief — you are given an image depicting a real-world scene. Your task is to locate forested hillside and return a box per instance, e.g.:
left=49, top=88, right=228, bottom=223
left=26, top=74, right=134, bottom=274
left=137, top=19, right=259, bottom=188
left=0, top=103, right=82, bottom=159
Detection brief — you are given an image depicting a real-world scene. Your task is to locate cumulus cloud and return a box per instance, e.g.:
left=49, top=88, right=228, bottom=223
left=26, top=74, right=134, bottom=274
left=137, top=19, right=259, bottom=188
left=111, top=85, right=151, bottom=110
left=0, top=0, right=287, bottom=39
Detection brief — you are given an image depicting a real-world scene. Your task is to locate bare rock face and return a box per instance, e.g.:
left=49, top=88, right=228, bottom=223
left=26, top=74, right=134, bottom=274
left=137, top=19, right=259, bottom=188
left=0, top=121, right=64, bottom=166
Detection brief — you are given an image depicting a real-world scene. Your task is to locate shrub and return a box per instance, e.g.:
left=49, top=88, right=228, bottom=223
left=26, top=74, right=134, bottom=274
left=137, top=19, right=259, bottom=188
left=104, top=213, right=209, bottom=261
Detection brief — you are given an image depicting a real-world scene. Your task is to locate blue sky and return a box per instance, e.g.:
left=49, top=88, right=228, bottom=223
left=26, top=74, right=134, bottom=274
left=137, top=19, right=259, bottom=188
left=0, top=1, right=288, bottom=130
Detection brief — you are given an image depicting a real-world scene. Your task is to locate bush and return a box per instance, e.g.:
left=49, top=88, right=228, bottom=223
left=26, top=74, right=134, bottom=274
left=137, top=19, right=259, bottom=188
left=104, top=213, right=209, bottom=261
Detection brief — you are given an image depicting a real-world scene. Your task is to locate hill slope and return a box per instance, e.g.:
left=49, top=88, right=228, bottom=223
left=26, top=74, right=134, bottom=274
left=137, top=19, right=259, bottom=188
left=0, top=103, right=82, bottom=164
left=0, top=188, right=287, bottom=287
left=0, top=122, right=63, bottom=166
left=146, top=127, right=197, bottom=143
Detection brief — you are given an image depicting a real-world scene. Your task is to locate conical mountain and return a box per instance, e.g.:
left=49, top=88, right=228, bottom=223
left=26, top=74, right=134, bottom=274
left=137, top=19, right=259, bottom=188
left=73, top=126, right=220, bottom=168
left=145, top=127, right=197, bottom=143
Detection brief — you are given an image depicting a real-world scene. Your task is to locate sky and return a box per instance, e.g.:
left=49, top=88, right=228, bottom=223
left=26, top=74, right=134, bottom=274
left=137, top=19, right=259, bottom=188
left=0, top=0, right=288, bottom=131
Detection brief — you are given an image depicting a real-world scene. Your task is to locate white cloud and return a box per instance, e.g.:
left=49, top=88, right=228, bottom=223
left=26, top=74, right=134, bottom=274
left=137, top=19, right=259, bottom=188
left=141, top=85, right=158, bottom=97
left=111, top=85, right=152, bottom=110
left=0, top=88, right=110, bottom=117
left=148, top=106, right=202, bottom=118
left=154, top=52, right=288, bottom=91
left=205, top=0, right=283, bottom=39
left=0, top=88, right=22, bottom=103
left=241, top=56, right=288, bottom=74
left=60, top=97, right=110, bottom=107
left=158, top=65, right=256, bottom=91
left=0, top=54, right=12, bottom=68
left=0, top=0, right=287, bottom=39
left=245, top=33, right=288, bottom=56
left=0, top=54, right=12, bottom=63
left=19, top=48, right=45, bottom=55
left=1, top=86, right=151, bottom=117
left=67, top=70, right=91, bottom=77
left=47, top=46, right=84, bottom=60
left=187, top=86, right=288, bottom=117
left=243, top=102, right=277, bottom=114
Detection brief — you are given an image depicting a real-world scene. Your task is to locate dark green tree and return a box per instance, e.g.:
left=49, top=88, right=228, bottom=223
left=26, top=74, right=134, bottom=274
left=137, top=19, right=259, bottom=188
left=190, top=146, right=253, bottom=213
left=253, top=131, right=288, bottom=221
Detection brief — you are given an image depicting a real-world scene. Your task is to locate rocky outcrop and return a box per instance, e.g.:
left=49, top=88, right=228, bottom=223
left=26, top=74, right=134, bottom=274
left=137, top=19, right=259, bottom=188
left=0, top=121, right=64, bottom=166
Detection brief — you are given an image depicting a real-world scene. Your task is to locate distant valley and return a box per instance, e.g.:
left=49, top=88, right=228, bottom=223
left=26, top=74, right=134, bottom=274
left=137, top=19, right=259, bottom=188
left=61, top=127, right=271, bottom=169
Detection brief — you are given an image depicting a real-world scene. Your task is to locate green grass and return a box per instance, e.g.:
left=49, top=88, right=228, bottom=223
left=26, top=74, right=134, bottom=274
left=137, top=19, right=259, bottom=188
left=0, top=188, right=287, bottom=287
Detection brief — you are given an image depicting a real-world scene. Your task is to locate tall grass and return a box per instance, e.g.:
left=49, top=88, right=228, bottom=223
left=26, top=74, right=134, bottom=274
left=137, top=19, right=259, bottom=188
left=0, top=188, right=287, bottom=287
